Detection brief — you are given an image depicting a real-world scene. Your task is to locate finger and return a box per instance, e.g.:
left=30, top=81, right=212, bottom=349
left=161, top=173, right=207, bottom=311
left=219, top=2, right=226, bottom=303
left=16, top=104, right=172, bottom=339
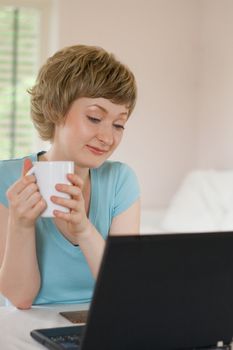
left=51, top=196, right=79, bottom=210
left=22, top=158, right=33, bottom=177
left=19, top=188, right=42, bottom=208
left=29, top=198, right=47, bottom=218
left=7, top=174, right=37, bottom=201
left=55, top=183, right=82, bottom=199
left=53, top=210, right=81, bottom=223
left=67, top=173, right=84, bottom=189
left=17, top=182, right=39, bottom=202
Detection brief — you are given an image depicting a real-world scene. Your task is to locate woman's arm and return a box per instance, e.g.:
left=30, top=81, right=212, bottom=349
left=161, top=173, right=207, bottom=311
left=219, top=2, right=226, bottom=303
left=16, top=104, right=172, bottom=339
left=109, top=199, right=141, bottom=235
left=54, top=170, right=140, bottom=278
left=77, top=200, right=140, bottom=277
left=0, top=160, right=46, bottom=309
left=0, top=205, right=40, bottom=309
left=51, top=171, right=140, bottom=278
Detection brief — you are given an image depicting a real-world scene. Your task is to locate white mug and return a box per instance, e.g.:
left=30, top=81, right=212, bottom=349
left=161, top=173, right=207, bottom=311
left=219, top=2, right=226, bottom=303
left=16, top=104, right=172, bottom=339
left=27, top=161, right=74, bottom=217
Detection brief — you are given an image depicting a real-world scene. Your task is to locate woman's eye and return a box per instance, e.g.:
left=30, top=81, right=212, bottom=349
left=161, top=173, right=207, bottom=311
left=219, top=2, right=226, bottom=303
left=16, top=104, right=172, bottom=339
left=114, top=124, right=125, bottom=130
left=87, top=116, right=101, bottom=123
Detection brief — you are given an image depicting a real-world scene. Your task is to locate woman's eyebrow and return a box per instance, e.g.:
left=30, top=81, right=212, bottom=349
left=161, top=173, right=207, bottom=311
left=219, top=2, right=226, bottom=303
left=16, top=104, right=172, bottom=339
left=88, top=104, right=128, bottom=116
left=88, top=104, right=107, bottom=113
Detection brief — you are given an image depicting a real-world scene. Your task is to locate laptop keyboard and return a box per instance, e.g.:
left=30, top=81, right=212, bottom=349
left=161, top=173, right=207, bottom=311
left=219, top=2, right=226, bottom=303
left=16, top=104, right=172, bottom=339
left=49, top=333, right=82, bottom=349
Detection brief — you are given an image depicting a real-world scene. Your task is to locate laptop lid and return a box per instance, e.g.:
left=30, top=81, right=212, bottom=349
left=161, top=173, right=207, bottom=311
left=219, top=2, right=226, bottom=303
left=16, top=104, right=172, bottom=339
left=81, top=232, right=233, bottom=350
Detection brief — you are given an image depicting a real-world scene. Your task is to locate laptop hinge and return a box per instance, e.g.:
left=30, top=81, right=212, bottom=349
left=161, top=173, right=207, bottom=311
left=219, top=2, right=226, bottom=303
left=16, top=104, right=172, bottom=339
left=192, top=341, right=232, bottom=350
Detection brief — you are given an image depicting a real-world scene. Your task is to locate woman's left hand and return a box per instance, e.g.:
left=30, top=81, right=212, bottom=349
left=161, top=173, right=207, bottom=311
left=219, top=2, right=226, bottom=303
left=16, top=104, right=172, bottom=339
left=51, top=173, right=90, bottom=244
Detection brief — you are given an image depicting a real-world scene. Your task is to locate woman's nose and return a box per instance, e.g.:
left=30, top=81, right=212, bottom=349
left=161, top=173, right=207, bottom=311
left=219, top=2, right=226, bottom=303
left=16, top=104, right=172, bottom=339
left=97, top=126, right=114, bottom=146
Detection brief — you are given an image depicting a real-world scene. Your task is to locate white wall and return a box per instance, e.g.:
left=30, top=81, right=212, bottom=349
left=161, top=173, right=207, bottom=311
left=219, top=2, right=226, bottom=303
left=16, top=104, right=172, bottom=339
left=198, top=0, right=233, bottom=169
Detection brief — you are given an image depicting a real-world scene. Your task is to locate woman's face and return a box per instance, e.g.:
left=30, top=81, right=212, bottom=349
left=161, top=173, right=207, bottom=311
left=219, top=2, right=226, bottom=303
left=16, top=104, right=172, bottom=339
left=53, top=97, right=129, bottom=168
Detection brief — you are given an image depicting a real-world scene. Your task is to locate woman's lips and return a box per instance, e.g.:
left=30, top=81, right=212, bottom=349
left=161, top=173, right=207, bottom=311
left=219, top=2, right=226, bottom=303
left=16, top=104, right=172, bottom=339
left=86, top=145, right=108, bottom=155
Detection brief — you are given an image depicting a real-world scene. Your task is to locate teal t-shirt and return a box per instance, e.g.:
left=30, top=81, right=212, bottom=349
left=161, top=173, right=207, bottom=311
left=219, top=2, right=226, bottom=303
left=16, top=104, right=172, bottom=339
left=0, top=153, right=140, bottom=304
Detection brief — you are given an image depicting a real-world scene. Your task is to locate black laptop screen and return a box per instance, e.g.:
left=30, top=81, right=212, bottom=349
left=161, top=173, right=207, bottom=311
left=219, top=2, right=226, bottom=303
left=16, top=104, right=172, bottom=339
left=81, top=232, right=233, bottom=350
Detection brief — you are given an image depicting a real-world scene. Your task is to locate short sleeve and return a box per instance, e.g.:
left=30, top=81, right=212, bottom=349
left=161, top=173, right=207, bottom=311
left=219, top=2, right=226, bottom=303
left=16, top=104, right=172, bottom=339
left=0, top=157, right=26, bottom=208
left=0, top=161, right=10, bottom=207
left=113, top=163, right=140, bottom=217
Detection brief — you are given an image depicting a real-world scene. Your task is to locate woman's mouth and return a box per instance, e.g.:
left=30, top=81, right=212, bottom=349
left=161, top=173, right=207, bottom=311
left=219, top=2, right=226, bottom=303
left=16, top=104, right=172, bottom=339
left=86, top=145, right=108, bottom=155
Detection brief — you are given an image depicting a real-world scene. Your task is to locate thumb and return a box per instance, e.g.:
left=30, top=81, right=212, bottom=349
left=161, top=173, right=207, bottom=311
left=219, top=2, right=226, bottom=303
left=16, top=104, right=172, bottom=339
left=22, top=158, right=33, bottom=177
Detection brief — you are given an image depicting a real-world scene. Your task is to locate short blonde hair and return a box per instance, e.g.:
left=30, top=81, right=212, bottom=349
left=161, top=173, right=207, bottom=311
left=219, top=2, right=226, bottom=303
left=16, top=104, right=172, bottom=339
left=28, top=45, right=137, bottom=141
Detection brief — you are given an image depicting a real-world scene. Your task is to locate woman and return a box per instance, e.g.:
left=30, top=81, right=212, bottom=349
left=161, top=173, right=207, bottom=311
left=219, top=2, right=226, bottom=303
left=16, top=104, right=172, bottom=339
left=0, top=45, right=140, bottom=309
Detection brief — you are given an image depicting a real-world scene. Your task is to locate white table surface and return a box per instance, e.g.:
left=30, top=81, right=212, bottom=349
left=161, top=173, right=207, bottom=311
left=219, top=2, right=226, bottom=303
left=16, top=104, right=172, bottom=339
left=0, top=303, right=89, bottom=350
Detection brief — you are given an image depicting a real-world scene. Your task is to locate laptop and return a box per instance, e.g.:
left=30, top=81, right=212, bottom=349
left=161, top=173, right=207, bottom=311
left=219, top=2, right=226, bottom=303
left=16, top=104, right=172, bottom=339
left=31, top=232, right=233, bottom=350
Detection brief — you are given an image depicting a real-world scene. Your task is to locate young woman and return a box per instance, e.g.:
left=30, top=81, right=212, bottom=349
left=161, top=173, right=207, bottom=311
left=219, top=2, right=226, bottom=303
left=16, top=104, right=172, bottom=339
left=0, top=45, right=140, bottom=309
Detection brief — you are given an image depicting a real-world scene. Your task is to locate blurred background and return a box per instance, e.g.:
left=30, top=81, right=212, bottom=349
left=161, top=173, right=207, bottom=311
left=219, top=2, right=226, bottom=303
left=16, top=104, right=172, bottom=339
left=0, top=0, right=233, bottom=213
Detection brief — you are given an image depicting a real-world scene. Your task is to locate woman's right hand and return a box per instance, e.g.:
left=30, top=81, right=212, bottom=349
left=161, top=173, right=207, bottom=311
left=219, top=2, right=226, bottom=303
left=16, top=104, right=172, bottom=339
left=6, top=158, right=46, bottom=228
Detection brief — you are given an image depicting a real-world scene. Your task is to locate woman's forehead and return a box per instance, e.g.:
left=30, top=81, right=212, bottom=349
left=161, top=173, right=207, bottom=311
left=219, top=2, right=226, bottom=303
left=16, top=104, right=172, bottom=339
left=73, top=97, right=129, bottom=116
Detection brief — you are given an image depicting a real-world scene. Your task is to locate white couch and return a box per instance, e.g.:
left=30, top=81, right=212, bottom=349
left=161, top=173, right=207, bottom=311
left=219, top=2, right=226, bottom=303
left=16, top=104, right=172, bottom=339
left=160, top=169, right=233, bottom=233
left=141, top=169, right=233, bottom=234
left=140, top=209, right=166, bottom=233
left=0, top=294, right=4, bottom=306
